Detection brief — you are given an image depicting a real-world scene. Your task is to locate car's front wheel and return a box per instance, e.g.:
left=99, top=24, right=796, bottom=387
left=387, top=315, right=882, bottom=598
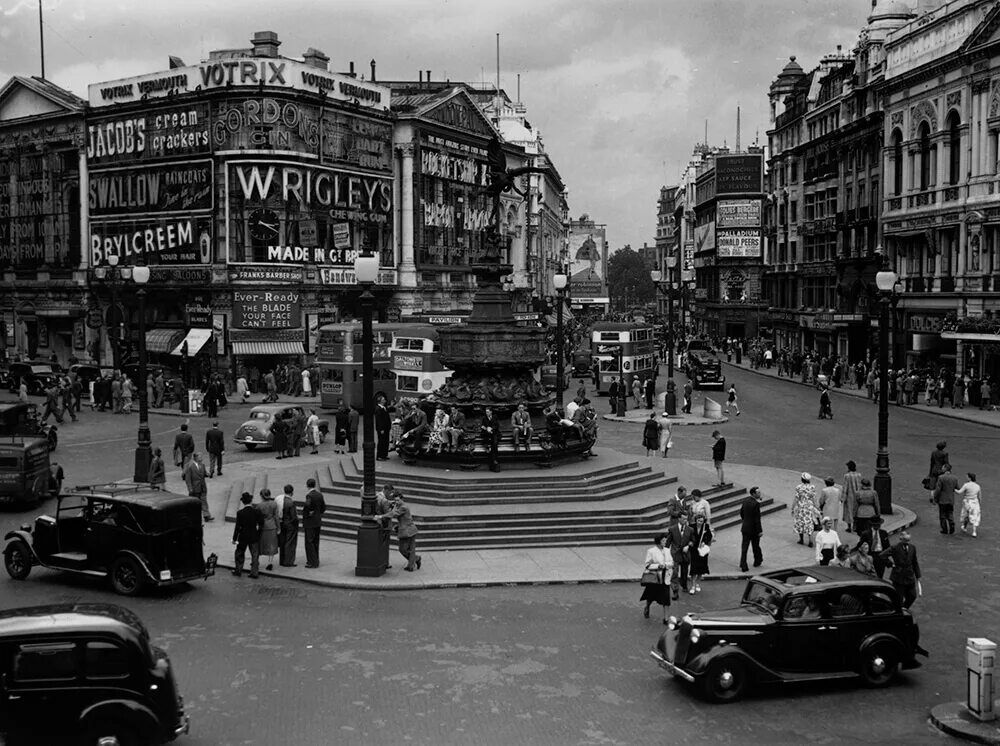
left=4, top=541, right=32, bottom=580
left=860, top=643, right=899, bottom=687
left=110, top=555, right=145, bottom=596
left=701, top=657, right=748, bottom=703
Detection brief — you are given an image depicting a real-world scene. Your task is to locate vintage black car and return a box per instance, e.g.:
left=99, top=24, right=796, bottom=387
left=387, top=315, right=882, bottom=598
left=686, top=350, right=725, bottom=390
left=0, top=603, right=189, bottom=745
left=0, top=402, right=58, bottom=451
left=3, top=484, right=217, bottom=596
left=650, top=567, right=926, bottom=702
left=5, top=362, right=59, bottom=396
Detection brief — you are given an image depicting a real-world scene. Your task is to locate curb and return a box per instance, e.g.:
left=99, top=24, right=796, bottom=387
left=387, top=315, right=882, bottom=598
left=601, top=413, right=728, bottom=427
left=930, top=702, right=1000, bottom=745
left=209, top=506, right=917, bottom=592
left=723, top=361, right=1000, bottom=430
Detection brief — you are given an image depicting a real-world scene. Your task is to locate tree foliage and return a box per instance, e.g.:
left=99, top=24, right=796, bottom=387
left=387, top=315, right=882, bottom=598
left=607, top=247, right=656, bottom=309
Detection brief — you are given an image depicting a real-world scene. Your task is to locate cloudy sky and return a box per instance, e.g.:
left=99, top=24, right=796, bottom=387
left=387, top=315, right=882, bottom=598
left=2, top=0, right=875, bottom=251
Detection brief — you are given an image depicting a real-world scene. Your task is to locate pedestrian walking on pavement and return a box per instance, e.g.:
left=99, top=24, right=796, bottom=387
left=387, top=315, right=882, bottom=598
left=642, top=412, right=661, bottom=457
left=148, top=447, right=166, bottom=489
left=931, top=463, right=958, bottom=534
left=791, top=473, right=819, bottom=547
left=232, top=492, right=263, bottom=578
left=644, top=377, right=655, bottom=409
left=814, top=517, right=841, bottom=565
left=688, top=514, right=713, bottom=593
left=302, top=478, right=326, bottom=568
left=640, top=534, right=672, bottom=623
left=956, top=472, right=982, bottom=537
left=378, top=493, right=422, bottom=571
left=173, top=422, right=195, bottom=468
left=658, top=412, right=673, bottom=458
left=818, top=387, right=833, bottom=419
left=853, top=477, right=879, bottom=536
left=306, top=408, right=321, bottom=455
left=257, top=488, right=280, bottom=571
left=926, top=441, right=949, bottom=494
left=183, top=453, right=211, bottom=522
left=849, top=540, right=878, bottom=576
left=632, top=377, right=644, bottom=408
left=842, top=460, right=863, bottom=533
left=348, top=405, right=360, bottom=453
left=666, top=513, right=692, bottom=598
left=818, top=477, right=843, bottom=531
left=711, top=430, right=726, bottom=486
left=205, top=421, right=225, bottom=477
left=725, top=384, right=741, bottom=416
left=881, top=531, right=921, bottom=608
left=682, top=379, right=693, bottom=414
left=739, top=486, right=764, bottom=572
left=608, top=378, right=620, bottom=413
left=278, top=484, right=298, bottom=567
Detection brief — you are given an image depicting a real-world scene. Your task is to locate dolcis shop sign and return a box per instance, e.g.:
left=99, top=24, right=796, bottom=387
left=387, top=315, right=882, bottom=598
left=232, top=290, right=301, bottom=329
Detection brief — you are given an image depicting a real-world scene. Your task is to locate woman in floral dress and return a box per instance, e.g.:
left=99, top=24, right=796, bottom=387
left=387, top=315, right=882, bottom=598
left=428, top=404, right=451, bottom=454
left=791, top=472, right=819, bottom=547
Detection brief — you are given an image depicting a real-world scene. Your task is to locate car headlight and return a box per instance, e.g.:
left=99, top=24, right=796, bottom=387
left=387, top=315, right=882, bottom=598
left=690, top=629, right=702, bottom=643
left=682, top=614, right=693, bottom=626
left=667, top=615, right=678, bottom=630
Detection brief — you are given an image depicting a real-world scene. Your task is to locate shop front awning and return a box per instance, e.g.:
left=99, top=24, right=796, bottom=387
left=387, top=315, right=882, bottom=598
left=145, top=329, right=186, bottom=354
left=231, top=341, right=305, bottom=356
left=171, top=328, right=214, bottom=357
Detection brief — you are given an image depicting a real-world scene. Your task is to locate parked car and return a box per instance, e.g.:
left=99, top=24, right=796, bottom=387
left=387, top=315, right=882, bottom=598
left=0, top=436, right=51, bottom=506
left=234, top=404, right=329, bottom=451
left=0, top=602, right=190, bottom=745
left=3, top=484, right=217, bottom=596
left=686, top=351, right=726, bottom=390
left=0, top=402, right=58, bottom=451
left=68, top=363, right=114, bottom=387
left=650, top=566, right=927, bottom=703
left=540, top=364, right=571, bottom=393
left=5, top=362, right=59, bottom=396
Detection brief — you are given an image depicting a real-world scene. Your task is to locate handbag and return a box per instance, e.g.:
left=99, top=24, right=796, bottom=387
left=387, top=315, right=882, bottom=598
left=697, top=543, right=711, bottom=557
left=640, top=569, right=660, bottom=586
left=921, top=476, right=932, bottom=490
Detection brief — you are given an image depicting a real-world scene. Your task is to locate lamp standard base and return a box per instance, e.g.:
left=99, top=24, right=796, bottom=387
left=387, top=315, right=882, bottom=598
left=133, top=445, right=152, bottom=484
left=873, top=473, right=893, bottom=515
left=355, top=520, right=389, bottom=577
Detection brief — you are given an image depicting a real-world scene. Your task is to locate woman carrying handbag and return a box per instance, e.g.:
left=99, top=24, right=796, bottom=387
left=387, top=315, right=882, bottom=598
left=640, top=533, right=673, bottom=623
left=688, top=514, right=713, bottom=593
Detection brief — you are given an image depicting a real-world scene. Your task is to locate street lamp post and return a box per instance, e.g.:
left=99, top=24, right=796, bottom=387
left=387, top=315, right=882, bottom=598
left=553, top=269, right=568, bottom=407
left=354, top=251, right=387, bottom=577
left=132, top=264, right=151, bottom=482
left=874, top=268, right=898, bottom=515
left=95, top=254, right=125, bottom=370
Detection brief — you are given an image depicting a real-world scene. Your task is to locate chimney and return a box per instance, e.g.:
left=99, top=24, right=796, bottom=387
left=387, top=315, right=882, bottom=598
left=302, top=48, right=329, bottom=70
left=348, top=61, right=355, bottom=77
left=370, top=59, right=376, bottom=82
left=419, top=70, right=423, bottom=87
left=426, top=69, right=431, bottom=84
left=251, top=31, right=280, bottom=58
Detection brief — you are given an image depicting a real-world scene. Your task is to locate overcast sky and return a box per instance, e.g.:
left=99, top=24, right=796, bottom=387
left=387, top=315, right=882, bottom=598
left=2, top=0, right=875, bottom=251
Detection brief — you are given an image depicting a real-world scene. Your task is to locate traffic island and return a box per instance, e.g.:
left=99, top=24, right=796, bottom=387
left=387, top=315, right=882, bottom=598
left=930, top=702, right=1000, bottom=745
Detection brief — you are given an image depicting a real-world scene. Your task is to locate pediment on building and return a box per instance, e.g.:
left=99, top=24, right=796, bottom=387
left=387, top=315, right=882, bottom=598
left=0, top=76, right=85, bottom=124
left=960, top=3, right=1000, bottom=55
left=417, top=88, right=499, bottom=139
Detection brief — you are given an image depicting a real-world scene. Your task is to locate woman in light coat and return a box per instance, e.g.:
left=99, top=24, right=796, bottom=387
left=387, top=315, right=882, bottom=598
left=658, top=412, right=673, bottom=458
left=306, top=409, right=321, bottom=455
left=640, top=533, right=673, bottom=623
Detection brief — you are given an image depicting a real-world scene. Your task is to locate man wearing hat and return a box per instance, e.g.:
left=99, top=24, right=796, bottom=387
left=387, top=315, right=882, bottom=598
left=859, top=515, right=890, bottom=579
left=880, top=531, right=921, bottom=608
left=377, top=492, right=421, bottom=572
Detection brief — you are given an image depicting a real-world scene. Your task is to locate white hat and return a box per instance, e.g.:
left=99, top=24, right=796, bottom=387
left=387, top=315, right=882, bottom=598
left=801, top=472, right=812, bottom=482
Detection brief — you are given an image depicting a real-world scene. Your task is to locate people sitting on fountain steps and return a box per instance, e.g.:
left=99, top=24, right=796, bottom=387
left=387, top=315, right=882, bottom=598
left=398, top=399, right=429, bottom=452
left=446, top=405, right=467, bottom=452
left=428, top=403, right=451, bottom=455
left=480, top=406, right=502, bottom=472
left=545, top=405, right=583, bottom=443
left=511, top=403, right=533, bottom=452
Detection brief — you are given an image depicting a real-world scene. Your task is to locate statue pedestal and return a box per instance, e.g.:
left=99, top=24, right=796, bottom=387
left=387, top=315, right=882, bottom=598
left=703, top=397, right=723, bottom=419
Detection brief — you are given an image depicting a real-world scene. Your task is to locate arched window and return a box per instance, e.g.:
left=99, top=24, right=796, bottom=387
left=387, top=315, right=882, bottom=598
left=892, top=129, right=903, bottom=195
left=948, top=112, right=961, bottom=185
left=919, top=122, right=931, bottom=190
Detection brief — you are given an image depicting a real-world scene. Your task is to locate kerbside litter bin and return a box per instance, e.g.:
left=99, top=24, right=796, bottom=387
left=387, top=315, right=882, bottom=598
left=966, top=637, right=996, bottom=722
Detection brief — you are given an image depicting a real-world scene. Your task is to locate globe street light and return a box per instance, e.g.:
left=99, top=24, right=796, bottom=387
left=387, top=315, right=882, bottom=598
left=874, top=267, right=899, bottom=515
left=553, top=269, right=568, bottom=407
left=354, top=250, right=387, bottom=577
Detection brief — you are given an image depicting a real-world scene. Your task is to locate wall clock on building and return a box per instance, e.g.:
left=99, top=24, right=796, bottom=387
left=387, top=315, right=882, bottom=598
left=248, top=209, right=279, bottom=242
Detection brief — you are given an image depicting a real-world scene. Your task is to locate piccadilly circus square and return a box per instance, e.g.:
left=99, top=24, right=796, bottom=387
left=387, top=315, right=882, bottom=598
left=1, top=2, right=1000, bottom=744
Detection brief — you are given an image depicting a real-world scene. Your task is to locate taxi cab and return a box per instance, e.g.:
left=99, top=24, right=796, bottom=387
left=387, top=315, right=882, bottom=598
left=0, top=436, right=51, bottom=506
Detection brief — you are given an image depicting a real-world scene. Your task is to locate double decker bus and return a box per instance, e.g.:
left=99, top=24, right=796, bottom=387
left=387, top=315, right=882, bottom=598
left=316, top=322, right=451, bottom=408
left=389, top=325, right=452, bottom=398
left=590, top=322, right=657, bottom=395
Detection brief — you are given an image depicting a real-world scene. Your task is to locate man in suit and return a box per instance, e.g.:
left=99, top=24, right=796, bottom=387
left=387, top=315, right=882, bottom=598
left=348, top=405, right=360, bottom=453
left=446, top=405, right=466, bottom=452
left=608, top=377, right=619, bottom=413
left=183, top=452, right=211, bottom=522
left=858, top=515, right=890, bottom=579
left=302, top=477, right=326, bottom=568
left=711, top=430, right=727, bottom=486
left=931, top=462, right=958, bottom=534
left=480, top=406, right=501, bottom=472
left=375, top=395, right=392, bottom=460
left=666, top=512, right=692, bottom=599
left=739, top=486, right=764, bottom=572
left=377, top=493, right=421, bottom=572
left=881, top=531, right=921, bottom=608
left=510, top=403, right=533, bottom=452
left=232, top=492, right=263, bottom=578
left=205, top=421, right=225, bottom=477
left=173, top=422, right=195, bottom=468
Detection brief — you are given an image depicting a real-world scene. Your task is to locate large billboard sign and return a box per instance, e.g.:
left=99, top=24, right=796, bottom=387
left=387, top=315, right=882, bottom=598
left=567, top=226, right=607, bottom=301
left=90, top=216, right=213, bottom=266
left=717, top=199, right=761, bottom=229
left=86, top=104, right=211, bottom=165
left=717, top=229, right=762, bottom=258
left=715, top=154, right=763, bottom=195
left=90, top=59, right=389, bottom=111
left=89, top=160, right=213, bottom=217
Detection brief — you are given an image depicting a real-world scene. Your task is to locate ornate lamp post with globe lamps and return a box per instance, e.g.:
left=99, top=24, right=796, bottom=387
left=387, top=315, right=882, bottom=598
left=553, top=267, right=568, bottom=407
left=651, top=255, right=678, bottom=414
left=354, top=250, right=387, bottom=577
left=94, top=254, right=128, bottom=371
left=131, top=263, right=151, bottom=481
left=874, top=266, right=899, bottom=515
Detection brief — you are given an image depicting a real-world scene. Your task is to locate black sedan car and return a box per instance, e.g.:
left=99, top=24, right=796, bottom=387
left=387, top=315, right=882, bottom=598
left=650, top=567, right=926, bottom=702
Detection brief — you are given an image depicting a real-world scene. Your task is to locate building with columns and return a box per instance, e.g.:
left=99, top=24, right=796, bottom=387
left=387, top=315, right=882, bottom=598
left=879, top=0, right=1000, bottom=378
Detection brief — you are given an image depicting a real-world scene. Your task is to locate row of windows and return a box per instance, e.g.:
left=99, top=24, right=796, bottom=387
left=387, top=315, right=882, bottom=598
left=13, top=641, right=130, bottom=682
